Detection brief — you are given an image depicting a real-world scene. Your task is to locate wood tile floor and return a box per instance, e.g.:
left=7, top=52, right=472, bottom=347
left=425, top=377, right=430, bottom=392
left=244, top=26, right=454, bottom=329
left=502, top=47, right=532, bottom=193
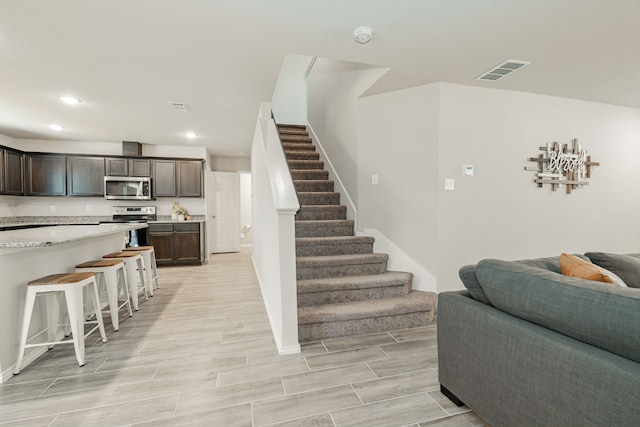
left=0, top=249, right=488, bottom=426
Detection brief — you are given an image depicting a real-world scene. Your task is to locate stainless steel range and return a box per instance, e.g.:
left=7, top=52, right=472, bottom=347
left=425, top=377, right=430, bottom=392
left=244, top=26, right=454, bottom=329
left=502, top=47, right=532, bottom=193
left=102, top=206, right=156, bottom=247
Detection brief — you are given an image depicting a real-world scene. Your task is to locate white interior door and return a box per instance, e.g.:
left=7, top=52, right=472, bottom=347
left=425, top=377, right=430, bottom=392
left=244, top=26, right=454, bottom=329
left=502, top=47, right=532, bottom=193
left=207, top=171, right=241, bottom=253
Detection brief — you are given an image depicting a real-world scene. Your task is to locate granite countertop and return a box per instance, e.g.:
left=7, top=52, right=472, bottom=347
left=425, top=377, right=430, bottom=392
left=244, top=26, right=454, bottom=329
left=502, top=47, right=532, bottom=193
left=0, top=216, right=110, bottom=228
left=0, top=215, right=207, bottom=228
left=0, top=223, right=147, bottom=249
left=150, top=215, right=206, bottom=224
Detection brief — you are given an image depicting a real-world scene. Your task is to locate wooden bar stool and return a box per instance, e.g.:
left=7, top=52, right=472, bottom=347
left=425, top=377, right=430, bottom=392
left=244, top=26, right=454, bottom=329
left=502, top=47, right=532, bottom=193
left=103, top=251, right=147, bottom=311
left=14, top=272, right=108, bottom=374
left=75, top=259, right=132, bottom=331
left=124, top=246, right=159, bottom=293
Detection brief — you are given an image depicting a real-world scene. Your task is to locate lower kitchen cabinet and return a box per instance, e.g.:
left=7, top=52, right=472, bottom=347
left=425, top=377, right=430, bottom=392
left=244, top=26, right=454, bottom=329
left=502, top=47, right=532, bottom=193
left=148, top=222, right=203, bottom=266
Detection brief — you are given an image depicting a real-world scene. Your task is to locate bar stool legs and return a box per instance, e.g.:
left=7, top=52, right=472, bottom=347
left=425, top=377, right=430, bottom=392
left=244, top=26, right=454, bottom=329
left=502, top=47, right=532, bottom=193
left=14, top=272, right=107, bottom=374
left=124, top=246, right=159, bottom=294
left=75, top=259, right=132, bottom=331
left=103, top=251, right=147, bottom=311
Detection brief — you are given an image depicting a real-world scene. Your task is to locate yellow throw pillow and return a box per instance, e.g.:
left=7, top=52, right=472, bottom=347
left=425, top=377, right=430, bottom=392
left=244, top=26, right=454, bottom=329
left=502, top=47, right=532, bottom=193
left=560, top=253, right=627, bottom=286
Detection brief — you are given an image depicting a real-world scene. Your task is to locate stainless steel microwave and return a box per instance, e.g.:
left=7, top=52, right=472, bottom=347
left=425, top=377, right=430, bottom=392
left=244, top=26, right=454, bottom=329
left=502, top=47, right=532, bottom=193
left=104, top=176, right=152, bottom=200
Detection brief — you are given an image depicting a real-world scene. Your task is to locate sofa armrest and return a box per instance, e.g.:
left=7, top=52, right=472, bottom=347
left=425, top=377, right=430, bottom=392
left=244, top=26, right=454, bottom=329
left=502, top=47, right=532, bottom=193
left=437, top=291, right=640, bottom=427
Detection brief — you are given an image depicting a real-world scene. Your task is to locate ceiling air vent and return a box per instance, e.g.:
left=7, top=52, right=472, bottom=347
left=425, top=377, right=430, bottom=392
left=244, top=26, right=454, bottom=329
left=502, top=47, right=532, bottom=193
left=168, top=102, right=189, bottom=112
left=477, top=60, right=530, bottom=82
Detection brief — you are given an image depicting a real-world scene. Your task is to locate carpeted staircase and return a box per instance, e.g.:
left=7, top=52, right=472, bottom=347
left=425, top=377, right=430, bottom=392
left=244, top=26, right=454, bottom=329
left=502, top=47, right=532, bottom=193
left=278, top=124, right=437, bottom=342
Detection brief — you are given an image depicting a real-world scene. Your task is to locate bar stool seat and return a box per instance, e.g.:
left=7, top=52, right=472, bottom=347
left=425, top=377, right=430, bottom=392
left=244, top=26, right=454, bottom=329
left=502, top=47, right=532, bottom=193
left=14, top=272, right=108, bottom=374
left=103, top=251, right=147, bottom=311
left=124, top=246, right=159, bottom=293
left=75, top=259, right=132, bottom=331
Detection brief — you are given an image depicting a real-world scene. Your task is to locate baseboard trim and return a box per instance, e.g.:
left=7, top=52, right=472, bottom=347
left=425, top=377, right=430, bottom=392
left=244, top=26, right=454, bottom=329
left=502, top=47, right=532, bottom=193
left=360, top=228, right=438, bottom=293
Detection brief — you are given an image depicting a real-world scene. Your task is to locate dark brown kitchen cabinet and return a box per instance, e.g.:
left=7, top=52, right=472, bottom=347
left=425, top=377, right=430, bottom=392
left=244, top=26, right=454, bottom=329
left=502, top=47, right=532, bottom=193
left=148, top=224, right=174, bottom=264
left=0, top=150, right=4, bottom=193
left=67, top=156, right=105, bottom=196
left=152, top=160, right=176, bottom=198
left=177, top=160, right=203, bottom=197
left=26, top=154, right=66, bottom=196
left=148, top=222, right=202, bottom=265
left=4, top=149, right=25, bottom=195
left=174, top=223, right=201, bottom=263
left=105, top=157, right=151, bottom=177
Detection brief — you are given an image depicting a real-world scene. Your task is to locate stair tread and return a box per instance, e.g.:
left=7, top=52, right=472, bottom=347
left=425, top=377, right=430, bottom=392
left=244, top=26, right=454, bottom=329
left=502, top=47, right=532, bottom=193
left=298, top=271, right=412, bottom=291
left=298, top=205, right=344, bottom=209
left=295, top=219, right=354, bottom=227
left=297, top=253, right=387, bottom=266
left=296, top=236, right=374, bottom=245
left=298, top=291, right=436, bottom=324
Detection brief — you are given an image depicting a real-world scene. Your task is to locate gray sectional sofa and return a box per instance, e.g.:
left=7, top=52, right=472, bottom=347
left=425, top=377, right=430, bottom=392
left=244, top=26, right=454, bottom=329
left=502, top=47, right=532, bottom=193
left=438, top=254, right=640, bottom=427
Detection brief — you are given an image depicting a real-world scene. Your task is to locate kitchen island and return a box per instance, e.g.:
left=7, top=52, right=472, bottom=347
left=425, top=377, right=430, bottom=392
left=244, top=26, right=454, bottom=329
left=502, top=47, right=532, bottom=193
left=0, top=223, right=146, bottom=382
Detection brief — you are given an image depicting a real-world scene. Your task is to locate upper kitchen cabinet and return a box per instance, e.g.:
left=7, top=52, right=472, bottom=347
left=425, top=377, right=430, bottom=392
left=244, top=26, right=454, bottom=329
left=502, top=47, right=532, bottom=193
left=67, top=156, right=105, bottom=196
left=4, top=148, right=25, bottom=196
left=151, top=159, right=203, bottom=198
left=105, top=157, right=151, bottom=177
left=152, top=159, right=177, bottom=197
left=26, top=154, right=66, bottom=196
left=177, top=160, right=203, bottom=197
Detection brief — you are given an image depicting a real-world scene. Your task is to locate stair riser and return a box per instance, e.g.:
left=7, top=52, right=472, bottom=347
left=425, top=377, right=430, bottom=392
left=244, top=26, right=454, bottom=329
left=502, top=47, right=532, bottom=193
left=282, top=143, right=315, bottom=151
left=285, top=152, right=320, bottom=160
left=288, top=160, right=324, bottom=170
left=280, top=135, right=311, bottom=142
left=294, top=181, right=334, bottom=192
left=291, top=170, right=329, bottom=180
left=298, top=193, right=340, bottom=205
left=296, top=207, right=346, bottom=220
left=278, top=129, right=308, bottom=135
left=295, top=225, right=354, bottom=238
left=298, top=312, right=432, bottom=342
left=296, top=261, right=387, bottom=280
left=298, top=285, right=408, bottom=306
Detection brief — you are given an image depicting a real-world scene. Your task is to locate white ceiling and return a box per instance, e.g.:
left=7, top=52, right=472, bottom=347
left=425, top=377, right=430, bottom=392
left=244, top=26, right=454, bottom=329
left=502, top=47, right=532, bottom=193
left=1, top=0, right=640, bottom=156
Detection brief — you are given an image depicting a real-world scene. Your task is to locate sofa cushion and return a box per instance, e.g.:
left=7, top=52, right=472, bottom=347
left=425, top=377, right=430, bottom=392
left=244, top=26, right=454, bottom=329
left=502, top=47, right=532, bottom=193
left=459, top=265, right=491, bottom=304
left=560, top=253, right=627, bottom=286
left=459, top=255, right=590, bottom=304
left=586, top=252, right=640, bottom=288
left=475, top=259, right=640, bottom=364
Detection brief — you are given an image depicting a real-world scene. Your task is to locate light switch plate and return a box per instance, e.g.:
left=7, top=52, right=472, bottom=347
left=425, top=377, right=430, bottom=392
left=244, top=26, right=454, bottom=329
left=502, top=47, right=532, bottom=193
left=371, top=174, right=379, bottom=185
left=444, top=178, right=455, bottom=191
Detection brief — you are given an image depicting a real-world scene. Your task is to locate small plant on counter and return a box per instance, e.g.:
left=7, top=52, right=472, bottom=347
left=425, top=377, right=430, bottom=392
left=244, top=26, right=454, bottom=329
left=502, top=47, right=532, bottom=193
left=172, top=202, right=191, bottom=220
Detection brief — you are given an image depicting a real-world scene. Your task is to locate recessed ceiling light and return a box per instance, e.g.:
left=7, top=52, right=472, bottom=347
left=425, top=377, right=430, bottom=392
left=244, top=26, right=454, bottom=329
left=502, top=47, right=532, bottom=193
left=49, top=123, right=64, bottom=131
left=58, top=95, right=81, bottom=105
left=185, top=131, right=197, bottom=139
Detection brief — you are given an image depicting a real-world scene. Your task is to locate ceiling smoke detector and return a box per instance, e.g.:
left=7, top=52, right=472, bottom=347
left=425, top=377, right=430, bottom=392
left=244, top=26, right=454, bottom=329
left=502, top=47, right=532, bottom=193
left=353, top=26, right=373, bottom=44
left=168, top=102, right=189, bottom=112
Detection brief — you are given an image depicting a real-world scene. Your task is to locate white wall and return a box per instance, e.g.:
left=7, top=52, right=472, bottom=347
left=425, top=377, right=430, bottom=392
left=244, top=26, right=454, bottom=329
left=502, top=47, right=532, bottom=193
left=306, top=58, right=388, bottom=210
left=271, top=54, right=312, bottom=125
left=209, top=155, right=251, bottom=172
left=436, top=83, right=640, bottom=292
left=250, top=104, right=300, bottom=354
left=316, top=79, right=640, bottom=294
left=356, top=83, right=440, bottom=291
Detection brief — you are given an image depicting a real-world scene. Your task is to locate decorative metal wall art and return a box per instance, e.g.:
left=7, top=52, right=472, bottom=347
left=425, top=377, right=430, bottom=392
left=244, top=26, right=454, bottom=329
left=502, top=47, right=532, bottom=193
left=525, top=138, right=600, bottom=194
